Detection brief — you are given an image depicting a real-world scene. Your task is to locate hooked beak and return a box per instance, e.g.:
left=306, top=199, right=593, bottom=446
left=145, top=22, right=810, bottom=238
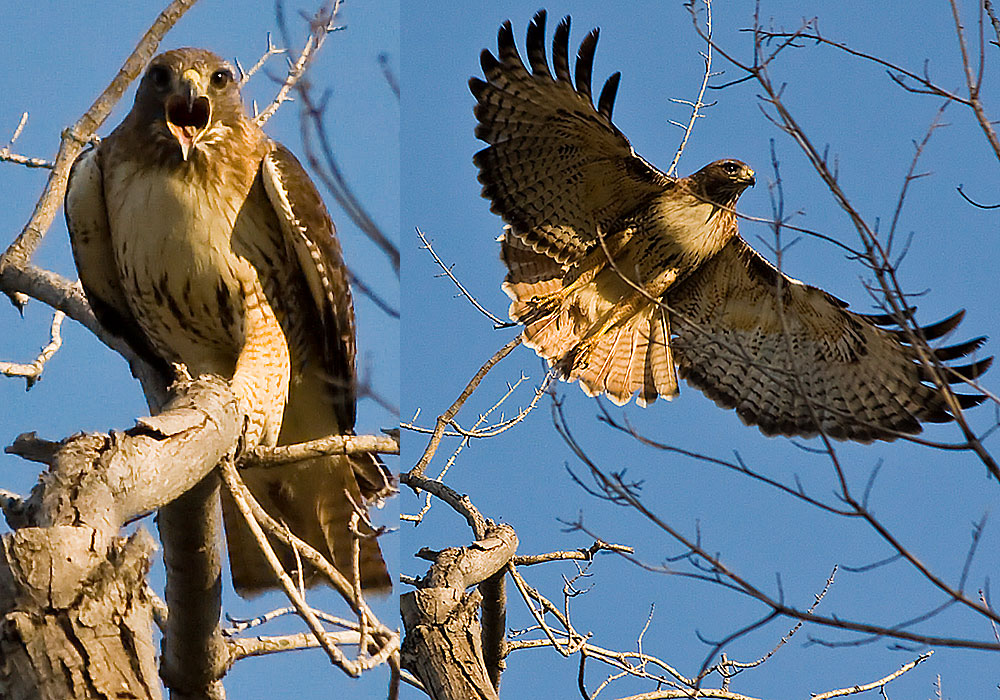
left=742, top=167, right=756, bottom=188
left=165, top=69, right=210, bottom=161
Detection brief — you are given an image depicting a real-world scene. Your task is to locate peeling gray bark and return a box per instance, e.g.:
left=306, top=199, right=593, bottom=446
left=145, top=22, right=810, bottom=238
left=0, top=528, right=159, bottom=700
left=401, top=523, right=518, bottom=700
left=0, top=375, right=242, bottom=700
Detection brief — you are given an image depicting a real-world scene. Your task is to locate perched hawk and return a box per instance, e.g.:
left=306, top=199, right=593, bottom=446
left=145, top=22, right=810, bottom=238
left=472, top=12, right=991, bottom=442
left=65, top=48, right=390, bottom=595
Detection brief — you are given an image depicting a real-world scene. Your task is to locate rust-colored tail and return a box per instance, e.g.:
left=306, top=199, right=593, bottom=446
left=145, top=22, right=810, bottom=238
left=501, top=231, right=678, bottom=406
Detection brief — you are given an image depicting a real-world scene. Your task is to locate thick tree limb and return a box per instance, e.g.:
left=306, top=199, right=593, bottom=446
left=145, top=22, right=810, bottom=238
left=400, top=522, right=518, bottom=700
left=0, top=375, right=243, bottom=700
left=478, top=570, right=506, bottom=692
left=0, top=528, right=161, bottom=700
left=158, top=475, right=227, bottom=700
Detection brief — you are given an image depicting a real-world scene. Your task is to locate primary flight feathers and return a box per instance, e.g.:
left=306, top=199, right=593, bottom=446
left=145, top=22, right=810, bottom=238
left=472, top=11, right=990, bottom=442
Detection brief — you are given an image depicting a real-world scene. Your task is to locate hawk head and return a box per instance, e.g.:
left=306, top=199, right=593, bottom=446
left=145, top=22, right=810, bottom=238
left=690, top=159, right=756, bottom=207
left=129, top=48, right=248, bottom=164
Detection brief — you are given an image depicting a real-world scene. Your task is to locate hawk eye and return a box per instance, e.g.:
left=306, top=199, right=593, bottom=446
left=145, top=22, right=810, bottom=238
left=210, top=69, right=233, bottom=88
left=147, top=64, right=171, bottom=89
left=721, top=161, right=740, bottom=174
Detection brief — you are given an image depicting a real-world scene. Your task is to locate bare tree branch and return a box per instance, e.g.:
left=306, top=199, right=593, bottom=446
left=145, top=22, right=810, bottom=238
left=0, top=310, right=64, bottom=388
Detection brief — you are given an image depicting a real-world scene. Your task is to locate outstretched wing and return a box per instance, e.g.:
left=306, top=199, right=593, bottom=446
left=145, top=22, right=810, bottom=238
left=667, top=237, right=991, bottom=442
left=261, top=142, right=358, bottom=427
left=471, top=9, right=670, bottom=264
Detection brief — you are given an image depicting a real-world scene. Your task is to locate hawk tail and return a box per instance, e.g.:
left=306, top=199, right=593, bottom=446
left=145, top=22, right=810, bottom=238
left=222, top=454, right=391, bottom=597
left=502, top=230, right=679, bottom=405
left=557, top=304, right=678, bottom=406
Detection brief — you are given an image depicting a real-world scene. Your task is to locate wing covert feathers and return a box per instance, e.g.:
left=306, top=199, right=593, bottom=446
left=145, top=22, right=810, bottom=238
left=667, top=238, right=990, bottom=442
left=65, top=148, right=168, bottom=372
left=261, top=142, right=357, bottom=427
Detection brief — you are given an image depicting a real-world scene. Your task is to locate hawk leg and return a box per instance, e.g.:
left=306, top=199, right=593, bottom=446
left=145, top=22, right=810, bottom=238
left=229, top=277, right=290, bottom=448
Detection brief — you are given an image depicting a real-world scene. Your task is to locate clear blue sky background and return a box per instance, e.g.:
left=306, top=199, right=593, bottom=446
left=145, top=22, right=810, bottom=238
left=402, top=1, right=999, bottom=699
left=1, top=1, right=398, bottom=698
left=2, top=1, right=999, bottom=699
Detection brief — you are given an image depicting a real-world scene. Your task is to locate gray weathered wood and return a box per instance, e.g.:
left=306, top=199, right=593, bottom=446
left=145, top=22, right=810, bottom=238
left=401, top=523, right=517, bottom=700
left=0, top=375, right=242, bottom=700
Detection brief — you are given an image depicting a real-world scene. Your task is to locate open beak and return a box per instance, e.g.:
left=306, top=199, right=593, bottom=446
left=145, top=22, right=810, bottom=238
left=165, top=69, right=210, bottom=161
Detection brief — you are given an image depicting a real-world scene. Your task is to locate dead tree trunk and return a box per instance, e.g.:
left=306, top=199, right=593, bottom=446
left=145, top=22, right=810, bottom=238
left=0, top=376, right=241, bottom=700
left=401, top=522, right=517, bottom=700
left=0, top=527, right=159, bottom=700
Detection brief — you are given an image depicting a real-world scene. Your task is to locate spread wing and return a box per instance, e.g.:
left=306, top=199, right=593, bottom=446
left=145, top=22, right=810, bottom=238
left=261, top=142, right=357, bottom=428
left=471, top=9, right=670, bottom=264
left=667, top=237, right=991, bottom=442
left=64, top=147, right=167, bottom=374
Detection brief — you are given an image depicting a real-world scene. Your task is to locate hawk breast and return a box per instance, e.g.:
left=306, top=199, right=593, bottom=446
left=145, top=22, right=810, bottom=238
left=104, top=159, right=283, bottom=377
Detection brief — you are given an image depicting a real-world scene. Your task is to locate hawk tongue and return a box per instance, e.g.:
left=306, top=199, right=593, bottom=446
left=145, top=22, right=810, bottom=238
left=165, top=94, right=211, bottom=162
left=167, top=122, right=199, bottom=161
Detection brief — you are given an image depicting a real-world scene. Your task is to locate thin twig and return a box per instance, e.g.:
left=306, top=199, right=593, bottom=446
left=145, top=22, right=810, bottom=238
left=238, top=33, right=286, bottom=86
left=668, top=0, right=713, bottom=176
left=513, top=541, right=634, bottom=566
left=239, top=432, right=399, bottom=469
left=407, top=335, right=522, bottom=478
left=219, top=458, right=359, bottom=673
left=0, top=112, right=54, bottom=169
left=0, top=310, right=64, bottom=389
left=300, top=84, right=400, bottom=275
left=811, top=652, right=933, bottom=699
left=229, top=630, right=361, bottom=659
left=417, top=227, right=507, bottom=326
left=256, top=0, right=343, bottom=126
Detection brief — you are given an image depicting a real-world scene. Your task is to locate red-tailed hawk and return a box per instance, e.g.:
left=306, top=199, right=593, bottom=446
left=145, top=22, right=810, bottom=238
left=65, top=48, right=390, bottom=595
left=472, top=12, right=991, bottom=442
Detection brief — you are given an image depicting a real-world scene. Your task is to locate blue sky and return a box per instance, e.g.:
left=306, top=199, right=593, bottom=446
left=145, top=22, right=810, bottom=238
left=1, top=1, right=398, bottom=698
left=2, top=0, right=999, bottom=698
left=402, top=1, right=999, bottom=698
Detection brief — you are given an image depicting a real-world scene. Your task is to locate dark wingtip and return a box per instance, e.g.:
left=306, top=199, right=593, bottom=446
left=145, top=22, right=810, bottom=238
left=953, top=356, right=993, bottom=381
left=552, top=16, right=572, bottom=82
left=886, top=309, right=968, bottom=343
left=480, top=48, right=501, bottom=76
left=856, top=306, right=917, bottom=326
left=575, top=28, right=600, bottom=102
left=956, top=392, right=988, bottom=409
left=498, top=19, right=514, bottom=44
left=921, top=309, right=966, bottom=340
left=469, top=76, right=487, bottom=98
left=526, top=10, right=550, bottom=76
left=597, top=71, right=621, bottom=120
left=497, top=20, right=524, bottom=70
left=934, top=336, right=987, bottom=361
left=919, top=356, right=994, bottom=384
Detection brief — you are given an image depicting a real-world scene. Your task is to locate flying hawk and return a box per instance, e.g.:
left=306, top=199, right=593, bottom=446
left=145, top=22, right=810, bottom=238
left=65, top=48, right=390, bottom=595
left=472, top=12, right=991, bottom=442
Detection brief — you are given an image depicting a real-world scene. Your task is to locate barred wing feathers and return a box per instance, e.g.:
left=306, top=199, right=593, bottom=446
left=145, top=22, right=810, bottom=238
left=474, top=12, right=990, bottom=442
left=668, top=237, right=990, bottom=442
left=471, top=10, right=669, bottom=264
